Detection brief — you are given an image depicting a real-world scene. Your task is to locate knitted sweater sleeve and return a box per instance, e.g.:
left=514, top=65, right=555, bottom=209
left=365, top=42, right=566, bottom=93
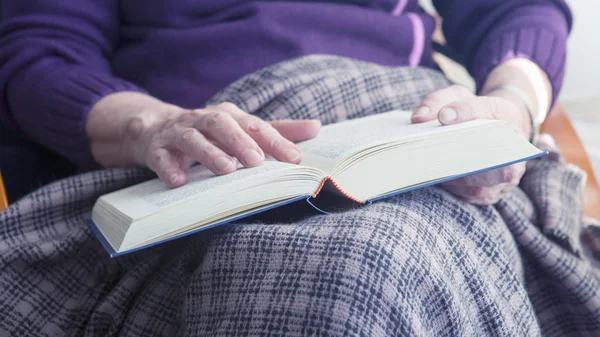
left=0, top=1, right=147, bottom=169
left=433, top=0, right=573, bottom=106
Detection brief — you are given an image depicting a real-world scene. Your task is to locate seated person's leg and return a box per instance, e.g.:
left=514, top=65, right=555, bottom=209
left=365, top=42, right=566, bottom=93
left=177, top=187, right=535, bottom=336
left=0, top=122, right=76, bottom=203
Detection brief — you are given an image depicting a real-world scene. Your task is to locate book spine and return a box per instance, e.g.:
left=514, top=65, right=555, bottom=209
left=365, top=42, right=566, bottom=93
left=312, top=176, right=365, bottom=204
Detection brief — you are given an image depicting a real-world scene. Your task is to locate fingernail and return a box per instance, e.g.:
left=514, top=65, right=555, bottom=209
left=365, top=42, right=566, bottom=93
left=284, top=149, right=301, bottom=162
left=215, top=157, right=233, bottom=172
left=413, top=106, right=430, bottom=117
left=243, top=149, right=262, bottom=166
left=169, top=173, right=179, bottom=185
left=440, top=108, right=457, bottom=123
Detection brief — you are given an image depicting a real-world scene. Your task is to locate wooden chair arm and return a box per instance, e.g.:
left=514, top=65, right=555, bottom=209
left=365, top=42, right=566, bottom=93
left=0, top=172, right=8, bottom=212
left=541, top=104, right=600, bottom=220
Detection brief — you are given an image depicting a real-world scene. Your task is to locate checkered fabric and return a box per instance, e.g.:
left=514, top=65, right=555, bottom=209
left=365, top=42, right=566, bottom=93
left=1, top=55, right=599, bottom=337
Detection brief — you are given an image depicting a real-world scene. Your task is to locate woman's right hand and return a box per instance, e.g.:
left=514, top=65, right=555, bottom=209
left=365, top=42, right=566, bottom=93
left=86, top=92, right=321, bottom=188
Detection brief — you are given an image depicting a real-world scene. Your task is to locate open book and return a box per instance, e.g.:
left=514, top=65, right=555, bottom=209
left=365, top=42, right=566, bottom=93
left=90, top=110, right=545, bottom=256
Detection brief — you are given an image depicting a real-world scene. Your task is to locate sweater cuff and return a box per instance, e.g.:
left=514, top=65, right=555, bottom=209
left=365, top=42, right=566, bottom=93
left=9, top=65, right=147, bottom=171
left=469, top=6, right=569, bottom=110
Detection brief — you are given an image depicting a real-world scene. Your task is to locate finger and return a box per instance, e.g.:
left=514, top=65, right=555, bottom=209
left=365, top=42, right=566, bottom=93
left=175, top=153, right=197, bottom=171
left=437, top=96, right=508, bottom=125
left=209, top=102, right=246, bottom=115
left=442, top=163, right=526, bottom=187
left=146, top=148, right=187, bottom=188
left=170, top=127, right=237, bottom=175
left=216, top=101, right=321, bottom=142
left=269, top=120, right=321, bottom=143
left=499, top=184, right=516, bottom=199
left=442, top=183, right=509, bottom=205
left=448, top=186, right=501, bottom=205
left=236, top=115, right=304, bottom=164
left=412, top=85, right=473, bottom=123
left=195, top=110, right=265, bottom=168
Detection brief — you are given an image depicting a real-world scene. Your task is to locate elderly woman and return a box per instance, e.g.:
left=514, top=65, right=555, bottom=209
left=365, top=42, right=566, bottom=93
left=1, top=1, right=598, bottom=336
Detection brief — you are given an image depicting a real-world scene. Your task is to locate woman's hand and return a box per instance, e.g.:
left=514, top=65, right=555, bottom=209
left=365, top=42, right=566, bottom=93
left=411, top=85, right=533, bottom=205
left=86, top=92, right=321, bottom=188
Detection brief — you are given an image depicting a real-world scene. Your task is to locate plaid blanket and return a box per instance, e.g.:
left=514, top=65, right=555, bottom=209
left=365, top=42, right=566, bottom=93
left=1, top=55, right=599, bottom=336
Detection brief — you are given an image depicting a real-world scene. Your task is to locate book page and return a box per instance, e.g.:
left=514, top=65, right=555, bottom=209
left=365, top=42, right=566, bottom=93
left=298, top=112, right=415, bottom=159
left=297, top=111, right=495, bottom=161
left=333, top=121, right=542, bottom=201
left=100, top=160, right=299, bottom=219
left=138, top=161, right=295, bottom=207
left=94, top=158, right=326, bottom=252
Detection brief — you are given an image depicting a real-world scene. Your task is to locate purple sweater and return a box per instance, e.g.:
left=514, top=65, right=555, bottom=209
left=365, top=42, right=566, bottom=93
left=0, top=0, right=572, bottom=169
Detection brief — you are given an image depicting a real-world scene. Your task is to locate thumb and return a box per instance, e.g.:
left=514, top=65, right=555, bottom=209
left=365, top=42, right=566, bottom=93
left=437, top=97, right=502, bottom=126
left=270, top=119, right=321, bottom=143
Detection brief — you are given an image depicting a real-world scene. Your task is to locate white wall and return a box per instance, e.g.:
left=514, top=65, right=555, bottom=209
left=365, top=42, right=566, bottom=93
left=560, top=2, right=600, bottom=104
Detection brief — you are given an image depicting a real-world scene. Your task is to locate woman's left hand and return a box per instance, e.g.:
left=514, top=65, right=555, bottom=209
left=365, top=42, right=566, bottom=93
left=411, top=85, right=533, bottom=205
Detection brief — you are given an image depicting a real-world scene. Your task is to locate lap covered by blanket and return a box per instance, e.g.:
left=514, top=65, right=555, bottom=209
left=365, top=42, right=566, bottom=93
left=1, top=55, right=599, bottom=337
